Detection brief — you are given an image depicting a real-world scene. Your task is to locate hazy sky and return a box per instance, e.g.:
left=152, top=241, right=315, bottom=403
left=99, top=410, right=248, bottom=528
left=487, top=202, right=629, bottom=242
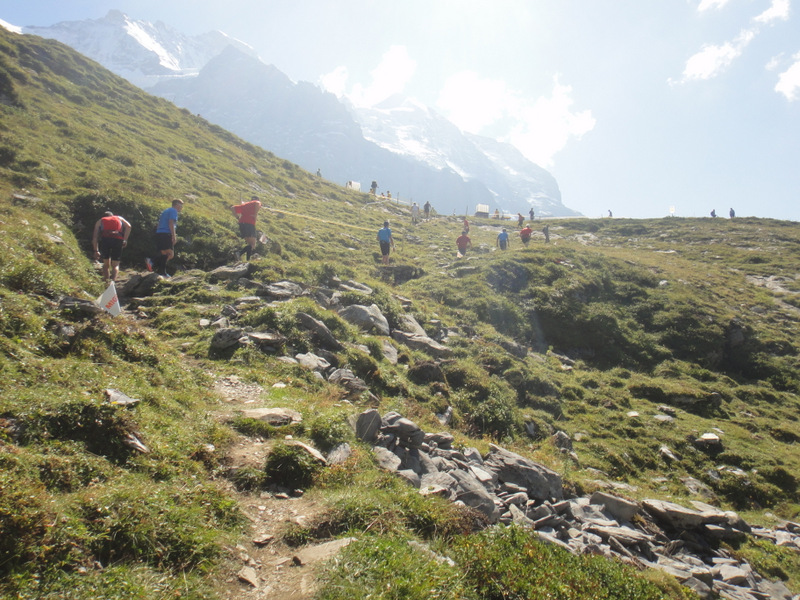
left=2, top=0, right=799, bottom=220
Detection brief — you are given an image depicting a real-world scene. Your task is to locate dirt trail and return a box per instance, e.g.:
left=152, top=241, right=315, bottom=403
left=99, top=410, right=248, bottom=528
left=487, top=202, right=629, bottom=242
left=211, top=375, right=330, bottom=599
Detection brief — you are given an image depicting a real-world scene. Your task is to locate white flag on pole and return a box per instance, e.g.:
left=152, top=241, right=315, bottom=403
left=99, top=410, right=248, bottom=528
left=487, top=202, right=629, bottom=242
left=96, top=281, right=121, bottom=317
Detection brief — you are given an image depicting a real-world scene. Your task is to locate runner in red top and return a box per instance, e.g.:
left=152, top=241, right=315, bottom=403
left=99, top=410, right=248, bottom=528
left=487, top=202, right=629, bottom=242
left=520, top=225, right=533, bottom=247
left=456, top=231, right=472, bottom=257
left=231, top=196, right=262, bottom=261
left=92, top=211, right=131, bottom=283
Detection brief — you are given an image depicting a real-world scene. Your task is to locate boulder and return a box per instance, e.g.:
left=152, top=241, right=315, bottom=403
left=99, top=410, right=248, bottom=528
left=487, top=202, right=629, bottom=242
left=338, top=304, right=390, bottom=336
left=295, top=312, right=343, bottom=351
left=483, top=444, right=563, bottom=501
left=449, top=469, right=500, bottom=522
left=391, top=330, right=453, bottom=358
left=295, top=352, right=331, bottom=372
left=396, top=313, right=428, bottom=336
left=355, top=409, right=382, bottom=443
left=239, top=407, right=302, bottom=426
left=256, top=280, right=305, bottom=300
left=208, top=263, right=251, bottom=281
left=210, top=327, right=244, bottom=350
left=590, top=491, right=639, bottom=523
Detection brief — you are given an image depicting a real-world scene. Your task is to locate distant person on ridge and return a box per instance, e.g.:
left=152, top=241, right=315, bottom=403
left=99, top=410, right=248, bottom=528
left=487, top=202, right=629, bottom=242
left=92, top=210, right=131, bottom=284
left=608, top=209, right=613, bottom=218
left=411, top=202, right=420, bottom=224
left=529, top=207, right=535, bottom=221
left=370, top=181, right=378, bottom=195
left=710, top=209, right=717, bottom=218
left=493, top=208, right=500, bottom=220
left=462, top=217, right=470, bottom=233
left=146, top=198, right=183, bottom=278
left=497, top=228, right=510, bottom=250
left=231, top=195, right=262, bottom=261
left=423, top=201, right=431, bottom=221
left=456, top=230, right=472, bottom=257
left=517, top=213, right=525, bottom=227
left=543, top=224, right=550, bottom=243
left=729, top=208, right=735, bottom=218
left=519, top=223, right=532, bottom=247
left=377, top=220, right=395, bottom=265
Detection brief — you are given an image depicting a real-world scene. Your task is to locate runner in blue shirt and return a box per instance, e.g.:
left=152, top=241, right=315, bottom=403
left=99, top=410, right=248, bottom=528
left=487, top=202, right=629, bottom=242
left=146, top=199, right=184, bottom=277
left=377, top=221, right=395, bottom=265
left=497, top=228, right=510, bottom=250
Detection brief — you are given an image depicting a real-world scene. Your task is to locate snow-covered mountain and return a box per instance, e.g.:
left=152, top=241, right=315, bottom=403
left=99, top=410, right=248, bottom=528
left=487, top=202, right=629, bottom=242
left=18, top=11, right=578, bottom=216
left=351, top=96, right=568, bottom=216
left=22, top=10, right=257, bottom=88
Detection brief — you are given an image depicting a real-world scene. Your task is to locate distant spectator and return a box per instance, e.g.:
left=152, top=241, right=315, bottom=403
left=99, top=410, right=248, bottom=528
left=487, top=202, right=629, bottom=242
left=529, top=207, right=535, bottom=221
left=493, top=208, right=500, bottom=220
left=92, top=211, right=131, bottom=284
left=411, top=202, right=420, bottom=224
left=423, top=201, right=432, bottom=220
left=543, top=224, right=550, bottom=243
left=370, top=181, right=378, bottom=195
left=608, top=209, right=613, bottom=218
left=517, top=213, right=524, bottom=227
left=710, top=209, right=717, bottom=218
left=729, top=208, right=735, bottom=218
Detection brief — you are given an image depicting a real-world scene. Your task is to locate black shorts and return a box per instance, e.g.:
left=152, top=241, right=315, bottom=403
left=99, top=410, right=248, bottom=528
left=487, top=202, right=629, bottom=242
left=155, top=232, right=174, bottom=252
left=99, top=237, right=124, bottom=261
left=239, top=222, right=256, bottom=238
left=380, top=241, right=391, bottom=256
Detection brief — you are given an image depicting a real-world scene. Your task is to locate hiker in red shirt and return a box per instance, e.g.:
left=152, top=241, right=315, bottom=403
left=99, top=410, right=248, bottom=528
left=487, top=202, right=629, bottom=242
left=231, top=196, right=262, bottom=261
left=520, top=224, right=533, bottom=247
left=92, top=211, right=131, bottom=284
left=456, top=230, right=472, bottom=257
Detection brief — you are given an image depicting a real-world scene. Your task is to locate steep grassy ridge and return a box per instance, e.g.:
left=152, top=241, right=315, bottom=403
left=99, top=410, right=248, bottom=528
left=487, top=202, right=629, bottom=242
left=2, top=27, right=800, bottom=599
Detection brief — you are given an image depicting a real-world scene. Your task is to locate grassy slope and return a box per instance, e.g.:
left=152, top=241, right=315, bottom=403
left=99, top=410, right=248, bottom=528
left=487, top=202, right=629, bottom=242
left=1, top=27, right=799, bottom=598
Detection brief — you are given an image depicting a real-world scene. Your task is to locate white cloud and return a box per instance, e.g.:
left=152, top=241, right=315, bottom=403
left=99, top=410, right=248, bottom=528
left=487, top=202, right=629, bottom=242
left=697, top=0, right=734, bottom=12
left=775, top=52, right=800, bottom=100
left=320, top=46, right=416, bottom=107
left=436, top=71, right=513, bottom=132
left=753, top=0, right=791, bottom=24
left=319, top=66, right=349, bottom=97
left=350, top=45, right=417, bottom=107
left=677, top=29, right=755, bottom=81
left=436, top=73, right=595, bottom=167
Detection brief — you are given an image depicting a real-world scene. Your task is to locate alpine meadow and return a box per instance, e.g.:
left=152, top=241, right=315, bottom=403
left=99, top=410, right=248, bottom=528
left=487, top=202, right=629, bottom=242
left=2, top=26, right=800, bottom=600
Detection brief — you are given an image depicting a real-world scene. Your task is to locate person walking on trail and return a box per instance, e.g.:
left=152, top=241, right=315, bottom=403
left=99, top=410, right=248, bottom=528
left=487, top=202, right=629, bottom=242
left=92, top=211, right=131, bottom=284
left=543, top=224, right=550, bottom=243
left=377, top=220, right=395, bottom=265
left=497, top=228, right=510, bottom=250
left=529, top=207, right=534, bottom=221
left=370, top=181, right=378, bottom=195
left=147, top=198, right=183, bottom=277
left=519, top=224, right=532, bottom=247
left=517, top=213, right=525, bottom=227
left=456, top=230, right=472, bottom=257
left=411, top=202, right=420, bottom=224
left=231, top=195, right=262, bottom=261
left=462, top=217, right=470, bottom=233
left=423, top=201, right=431, bottom=221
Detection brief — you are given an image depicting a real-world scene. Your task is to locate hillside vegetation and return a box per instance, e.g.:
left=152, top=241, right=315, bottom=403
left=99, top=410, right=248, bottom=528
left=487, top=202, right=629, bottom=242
left=1, top=27, right=799, bottom=599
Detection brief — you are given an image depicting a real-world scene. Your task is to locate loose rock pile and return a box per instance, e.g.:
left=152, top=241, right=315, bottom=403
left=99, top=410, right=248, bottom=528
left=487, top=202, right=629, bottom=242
left=353, top=407, right=799, bottom=600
